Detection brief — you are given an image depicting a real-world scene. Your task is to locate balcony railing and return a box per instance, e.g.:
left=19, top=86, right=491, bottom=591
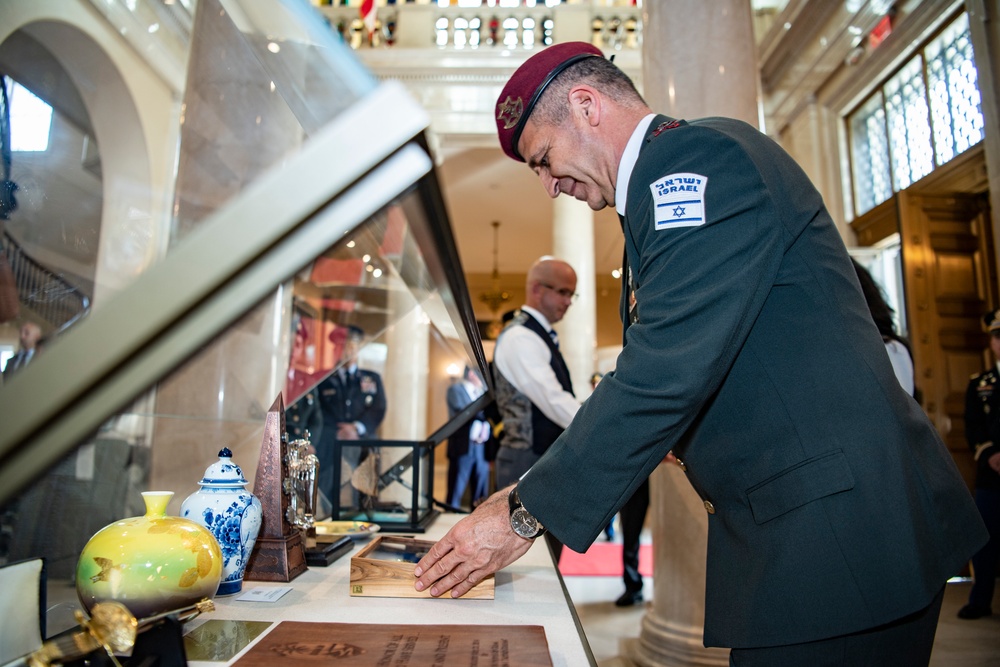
left=2, top=231, right=90, bottom=335
left=314, top=2, right=642, bottom=51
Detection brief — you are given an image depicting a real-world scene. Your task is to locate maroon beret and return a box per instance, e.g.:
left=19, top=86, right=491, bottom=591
left=495, top=41, right=604, bottom=162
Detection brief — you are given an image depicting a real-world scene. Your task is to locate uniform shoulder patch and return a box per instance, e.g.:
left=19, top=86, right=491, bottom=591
left=650, top=173, right=707, bottom=230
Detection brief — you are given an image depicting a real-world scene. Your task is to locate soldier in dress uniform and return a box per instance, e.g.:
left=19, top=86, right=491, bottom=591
left=285, top=389, right=323, bottom=445
left=960, top=309, right=1000, bottom=619
left=315, top=325, right=386, bottom=514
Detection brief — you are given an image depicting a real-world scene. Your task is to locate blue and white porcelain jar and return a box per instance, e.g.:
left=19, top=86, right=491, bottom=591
left=181, top=448, right=263, bottom=596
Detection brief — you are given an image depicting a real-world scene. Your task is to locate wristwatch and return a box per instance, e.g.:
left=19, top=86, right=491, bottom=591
left=508, top=486, right=546, bottom=539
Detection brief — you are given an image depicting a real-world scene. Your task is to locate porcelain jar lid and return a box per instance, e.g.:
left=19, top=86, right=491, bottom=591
left=198, top=448, right=249, bottom=487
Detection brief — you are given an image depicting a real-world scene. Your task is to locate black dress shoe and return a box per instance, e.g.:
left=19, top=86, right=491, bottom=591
left=615, top=590, right=643, bottom=607
left=957, top=604, right=993, bottom=620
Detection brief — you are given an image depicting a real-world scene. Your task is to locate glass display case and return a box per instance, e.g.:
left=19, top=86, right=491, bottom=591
left=0, top=0, right=489, bottom=612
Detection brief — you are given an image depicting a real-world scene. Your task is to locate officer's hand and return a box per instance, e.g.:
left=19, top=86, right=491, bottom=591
left=413, top=486, right=533, bottom=598
left=989, top=451, right=1000, bottom=474
left=337, top=422, right=360, bottom=440
left=664, top=451, right=679, bottom=465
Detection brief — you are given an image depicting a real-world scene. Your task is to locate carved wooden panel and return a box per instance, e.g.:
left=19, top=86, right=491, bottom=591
left=900, top=190, right=994, bottom=490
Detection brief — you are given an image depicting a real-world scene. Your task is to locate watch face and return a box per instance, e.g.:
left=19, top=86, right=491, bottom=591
left=511, top=507, right=539, bottom=538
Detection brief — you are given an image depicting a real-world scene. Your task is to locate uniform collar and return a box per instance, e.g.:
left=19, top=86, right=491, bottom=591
left=615, top=114, right=656, bottom=217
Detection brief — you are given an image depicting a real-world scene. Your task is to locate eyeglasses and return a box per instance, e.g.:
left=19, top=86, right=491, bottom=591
left=539, top=283, right=579, bottom=302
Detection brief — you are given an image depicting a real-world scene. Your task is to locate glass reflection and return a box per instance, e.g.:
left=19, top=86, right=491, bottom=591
left=0, top=0, right=485, bottom=623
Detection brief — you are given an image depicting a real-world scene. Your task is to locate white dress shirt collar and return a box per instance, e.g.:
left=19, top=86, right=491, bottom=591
left=615, top=113, right=656, bottom=217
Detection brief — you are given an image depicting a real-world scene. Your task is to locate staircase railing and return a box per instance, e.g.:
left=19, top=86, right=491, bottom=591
left=2, top=231, right=90, bottom=334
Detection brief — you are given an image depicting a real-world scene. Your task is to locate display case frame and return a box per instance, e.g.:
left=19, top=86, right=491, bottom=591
left=0, top=81, right=460, bottom=503
left=0, top=0, right=491, bottom=540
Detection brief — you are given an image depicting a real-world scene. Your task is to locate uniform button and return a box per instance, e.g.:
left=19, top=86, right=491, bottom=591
left=675, top=457, right=687, bottom=471
left=704, top=500, right=715, bottom=514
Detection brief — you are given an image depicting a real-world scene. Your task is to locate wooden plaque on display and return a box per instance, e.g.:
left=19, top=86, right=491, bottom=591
left=350, top=535, right=494, bottom=599
left=244, top=393, right=308, bottom=582
left=232, top=621, right=552, bottom=667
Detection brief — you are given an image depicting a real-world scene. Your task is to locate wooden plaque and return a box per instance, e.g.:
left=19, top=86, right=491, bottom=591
left=232, top=621, right=551, bottom=667
left=350, top=535, right=494, bottom=599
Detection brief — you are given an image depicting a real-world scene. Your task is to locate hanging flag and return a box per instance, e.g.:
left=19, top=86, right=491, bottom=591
left=360, top=0, right=377, bottom=43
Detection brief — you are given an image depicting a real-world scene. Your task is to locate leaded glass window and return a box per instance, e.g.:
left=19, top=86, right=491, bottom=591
left=847, top=11, right=984, bottom=217
left=851, top=92, right=892, bottom=214
left=926, top=12, right=983, bottom=163
left=885, top=57, right=933, bottom=191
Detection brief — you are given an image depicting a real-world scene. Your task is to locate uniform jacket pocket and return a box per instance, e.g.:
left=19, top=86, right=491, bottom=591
left=746, top=450, right=855, bottom=525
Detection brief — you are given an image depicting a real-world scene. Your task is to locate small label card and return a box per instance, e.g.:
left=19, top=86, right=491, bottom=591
left=235, top=586, right=292, bottom=602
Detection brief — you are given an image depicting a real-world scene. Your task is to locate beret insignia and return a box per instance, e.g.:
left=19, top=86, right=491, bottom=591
left=497, top=96, right=523, bottom=130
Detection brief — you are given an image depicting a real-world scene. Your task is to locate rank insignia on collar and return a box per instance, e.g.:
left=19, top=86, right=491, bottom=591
left=651, top=119, right=682, bottom=138
left=497, top=96, right=524, bottom=130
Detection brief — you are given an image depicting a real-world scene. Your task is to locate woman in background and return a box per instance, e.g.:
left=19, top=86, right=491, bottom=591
left=852, top=259, right=916, bottom=397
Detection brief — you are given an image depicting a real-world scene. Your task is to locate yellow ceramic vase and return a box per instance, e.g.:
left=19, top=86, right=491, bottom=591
left=76, top=491, right=223, bottom=619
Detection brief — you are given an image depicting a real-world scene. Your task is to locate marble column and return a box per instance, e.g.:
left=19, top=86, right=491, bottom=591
left=552, top=195, right=597, bottom=398
left=625, top=2, right=758, bottom=665
left=381, top=298, right=430, bottom=442
left=379, top=295, right=430, bottom=508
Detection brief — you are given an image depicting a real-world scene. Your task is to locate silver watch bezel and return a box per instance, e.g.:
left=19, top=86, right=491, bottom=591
left=508, top=487, right=545, bottom=539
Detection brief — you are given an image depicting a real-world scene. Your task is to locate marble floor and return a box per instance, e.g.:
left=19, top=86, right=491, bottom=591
left=562, top=558, right=1000, bottom=667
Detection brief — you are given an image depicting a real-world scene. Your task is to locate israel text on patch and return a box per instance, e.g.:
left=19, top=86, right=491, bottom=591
left=650, top=173, right=707, bottom=230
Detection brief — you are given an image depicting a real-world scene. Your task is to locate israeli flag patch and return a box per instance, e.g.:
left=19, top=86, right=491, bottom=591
left=651, top=173, right=707, bottom=230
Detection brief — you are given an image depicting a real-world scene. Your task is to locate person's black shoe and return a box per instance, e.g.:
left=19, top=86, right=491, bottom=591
left=957, top=604, right=993, bottom=620
left=615, top=590, right=643, bottom=607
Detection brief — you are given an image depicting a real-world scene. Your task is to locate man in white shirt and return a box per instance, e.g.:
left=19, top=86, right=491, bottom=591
left=492, top=256, right=579, bottom=558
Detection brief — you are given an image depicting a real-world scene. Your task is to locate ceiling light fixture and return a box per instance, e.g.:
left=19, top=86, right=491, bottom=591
left=479, top=220, right=511, bottom=318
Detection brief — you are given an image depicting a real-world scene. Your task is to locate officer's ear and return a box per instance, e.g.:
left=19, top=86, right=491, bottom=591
left=568, top=85, right=601, bottom=128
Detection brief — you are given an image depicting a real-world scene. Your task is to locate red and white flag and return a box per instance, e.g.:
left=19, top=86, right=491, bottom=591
left=360, top=0, right=377, bottom=41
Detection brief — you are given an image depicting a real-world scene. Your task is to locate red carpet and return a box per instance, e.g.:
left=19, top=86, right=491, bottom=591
left=558, top=542, right=653, bottom=577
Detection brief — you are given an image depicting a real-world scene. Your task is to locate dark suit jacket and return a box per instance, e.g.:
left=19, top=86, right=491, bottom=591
left=446, top=381, right=483, bottom=459
left=518, top=115, right=987, bottom=649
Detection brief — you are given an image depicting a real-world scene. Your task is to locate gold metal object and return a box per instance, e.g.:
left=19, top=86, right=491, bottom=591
left=28, top=601, right=136, bottom=667
left=26, top=598, right=214, bottom=667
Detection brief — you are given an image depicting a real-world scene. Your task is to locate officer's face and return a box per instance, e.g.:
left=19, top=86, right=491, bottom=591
left=533, top=270, right=577, bottom=325
left=519, top=116, right=615, bottom=212
left=991, top=330, right=1000, bottom=360
left=341, top=336, right=362, bottom=364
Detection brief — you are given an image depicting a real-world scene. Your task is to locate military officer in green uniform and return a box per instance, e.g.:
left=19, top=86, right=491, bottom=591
left=413, top=42, right=987, bottom=666
left=960, top=309, right=1000, bottom=620
left=285, top=389, right=323, bottom=445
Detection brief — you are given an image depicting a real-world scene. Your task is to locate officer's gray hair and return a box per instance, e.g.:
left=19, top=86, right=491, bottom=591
left=532, top=56, right=646, bottom=127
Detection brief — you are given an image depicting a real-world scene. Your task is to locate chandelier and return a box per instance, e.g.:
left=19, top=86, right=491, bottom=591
left=479, top=220, right=510, bottom=318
